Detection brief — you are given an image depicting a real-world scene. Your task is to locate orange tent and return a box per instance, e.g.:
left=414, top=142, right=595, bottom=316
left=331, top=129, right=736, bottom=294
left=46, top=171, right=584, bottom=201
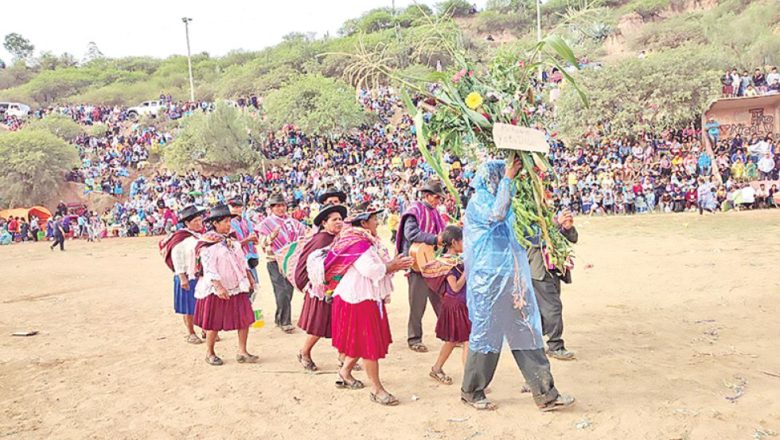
left=0, top=206, right=52, bottom=223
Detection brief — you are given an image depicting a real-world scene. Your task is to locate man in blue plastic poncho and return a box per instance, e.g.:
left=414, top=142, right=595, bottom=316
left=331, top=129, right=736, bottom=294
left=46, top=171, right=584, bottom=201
left=460, top=158, right=575, bottom=411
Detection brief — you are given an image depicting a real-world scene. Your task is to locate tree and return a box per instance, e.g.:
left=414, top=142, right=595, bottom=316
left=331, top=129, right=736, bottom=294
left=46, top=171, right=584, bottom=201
left=35, top=51, right=60, bottom=70
left=556, top=46, right=728, bottom=142
left=83, top=41, right=105, bottom=64
left=21, top=67, right=97, bottom=103
left=436, top=0, right=475, bottom=17
left=0, top=129, right=79, bottom=208
left=357, top=8, right=396, bottom=33
left=397, top=4, right=434, bottom=28
left=163, top=102, right=264, bottom=173
left=3, top=33, right=35, bottom=62
left=263, top=75, right=371, bottom=135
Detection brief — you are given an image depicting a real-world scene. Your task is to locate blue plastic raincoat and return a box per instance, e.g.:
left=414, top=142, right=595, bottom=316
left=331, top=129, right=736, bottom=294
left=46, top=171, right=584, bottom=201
left=464, top=160, right=544, bottom=354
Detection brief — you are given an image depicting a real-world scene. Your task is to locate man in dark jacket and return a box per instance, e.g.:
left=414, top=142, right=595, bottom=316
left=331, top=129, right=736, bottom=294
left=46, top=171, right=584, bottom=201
left=396, top=179, right=446, bottom=353
left=50, top=216, right=66, bottom=251
left=527, top=209, right=578, bottom=360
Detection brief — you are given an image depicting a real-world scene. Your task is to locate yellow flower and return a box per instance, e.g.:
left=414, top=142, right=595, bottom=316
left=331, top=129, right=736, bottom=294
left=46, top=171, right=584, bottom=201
left=465, top=92, right=483, bottom=110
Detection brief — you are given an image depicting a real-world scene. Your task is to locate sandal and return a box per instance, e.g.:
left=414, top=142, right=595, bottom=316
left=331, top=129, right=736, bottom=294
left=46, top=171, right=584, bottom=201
left=236, top=353, right=260, bottom=364
left=461, top=397, right=497, bottom=411
left=335, top=373, right=365, bottom=390
left=538, top=394, right=575, bottom=412
left=370, top=392, right=400, bottom=406
left=429, top=368, right=453, bottom=385
left=186, top=334, right=203, bottom=344
left=298, top=353, right=318, bottom=372
left=409, top=343, right=428, bottom=353
left=205, top=355, right=223, bottom=366
left=281, top=325, right=295, bottom=334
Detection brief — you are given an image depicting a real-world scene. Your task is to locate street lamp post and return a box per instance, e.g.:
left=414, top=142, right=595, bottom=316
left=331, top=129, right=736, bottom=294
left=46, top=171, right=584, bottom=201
left=182, top=17, right=195, bottom=102
left=536, top=0, right=543, bottom=81
left=536, top=0, right=542, bottom=43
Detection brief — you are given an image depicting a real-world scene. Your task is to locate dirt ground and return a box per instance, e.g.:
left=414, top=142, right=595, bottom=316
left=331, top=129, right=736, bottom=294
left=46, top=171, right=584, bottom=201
left=1, top=210, right=779, bottom=440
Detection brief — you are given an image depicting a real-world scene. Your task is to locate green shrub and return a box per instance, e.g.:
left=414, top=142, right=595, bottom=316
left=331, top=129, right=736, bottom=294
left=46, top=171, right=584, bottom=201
left=397, top=4, right=434, bottom=27
left=0, top=129, right=79, bottom=207
left=163, top=103, right=262, bottom=174
left=436, top=0, right=475, bottom=17
left=264, top=75, right=371, bottom=135
left=620, top=0, right=671, bottom=19
left=25, top=114, right=84, bottom=141
left=630, top=13, right=708, bottom=51
left=556, top=45, right=728, bottom=142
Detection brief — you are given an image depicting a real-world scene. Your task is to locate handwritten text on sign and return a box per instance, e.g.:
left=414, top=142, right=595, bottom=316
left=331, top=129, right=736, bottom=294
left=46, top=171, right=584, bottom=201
left=493, top=123, right=550, bottom=153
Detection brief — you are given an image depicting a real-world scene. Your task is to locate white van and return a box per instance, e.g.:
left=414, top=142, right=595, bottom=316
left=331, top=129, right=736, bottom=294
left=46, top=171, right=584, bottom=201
left=0, top=102, right=31, bottom=117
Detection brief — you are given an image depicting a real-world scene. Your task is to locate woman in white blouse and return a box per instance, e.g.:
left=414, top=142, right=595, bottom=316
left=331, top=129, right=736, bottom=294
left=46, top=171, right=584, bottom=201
left=328, top=210, right=413, bottom=406
left=193, top=204, right=258, bottom=366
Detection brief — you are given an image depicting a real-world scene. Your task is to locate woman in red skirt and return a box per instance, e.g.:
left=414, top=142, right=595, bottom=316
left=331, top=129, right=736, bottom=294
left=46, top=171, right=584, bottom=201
left=194, top=204, right=258, bottom=366
left=327, top=209, right=413, bottom=406
left=430, top=225, right=470, bottom=385
left=295, top=204, right=347, bottom=371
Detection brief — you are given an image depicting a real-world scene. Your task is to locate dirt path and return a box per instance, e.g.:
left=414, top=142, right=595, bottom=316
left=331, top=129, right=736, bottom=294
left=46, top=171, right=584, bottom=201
left=1, top=211, right=778, bottom=439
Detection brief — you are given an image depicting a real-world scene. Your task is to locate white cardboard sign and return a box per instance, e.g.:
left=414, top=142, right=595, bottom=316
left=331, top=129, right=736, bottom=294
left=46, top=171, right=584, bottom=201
left=492, top=123, right=550, bottom=153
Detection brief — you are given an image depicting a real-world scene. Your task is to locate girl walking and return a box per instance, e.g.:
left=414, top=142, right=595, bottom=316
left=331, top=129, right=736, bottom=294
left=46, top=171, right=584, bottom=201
left=429, top=225, right=470, bottom=385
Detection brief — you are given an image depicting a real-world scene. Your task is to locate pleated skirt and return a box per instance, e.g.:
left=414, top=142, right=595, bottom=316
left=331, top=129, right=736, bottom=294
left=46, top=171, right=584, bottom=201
left=298, top=294, right=332, bottom=338
left=331, top=296, right=392, bottom=361
left=435, top=296, right=471, bottom=343
left=194, top=293, right=255, bottom=331
left=173, top=276, right=197, bottom=315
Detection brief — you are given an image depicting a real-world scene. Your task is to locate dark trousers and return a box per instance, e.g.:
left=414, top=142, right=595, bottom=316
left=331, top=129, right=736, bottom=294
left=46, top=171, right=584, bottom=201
left=267, top=261, right=293, bottom=326
left=407, top=271, right=442, bottom=346
left=461, top=349, right=559, bottom=406
left=532, top=274, right=565, bottom=352
left=50, top=235, right=64, bottom=251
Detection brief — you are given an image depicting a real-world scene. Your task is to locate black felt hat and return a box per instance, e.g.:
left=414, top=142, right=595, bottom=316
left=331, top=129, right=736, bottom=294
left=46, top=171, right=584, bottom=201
left=178, top=205, right=206, bottom=223
left=420, top=179, right=446, bottom=196
left=205, top=203, right=237, bottom=223
left=313, top=204, right=348, bottom=227
left=349, top=209, right=384, bottom=226
left=267, top=193, right=288, bottom=207
left=317, top=187, right=347, bottom=204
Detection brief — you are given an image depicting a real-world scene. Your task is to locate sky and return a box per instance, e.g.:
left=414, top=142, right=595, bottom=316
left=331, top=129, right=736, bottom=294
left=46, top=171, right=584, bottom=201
left=0, top=0, right=488, bottom=63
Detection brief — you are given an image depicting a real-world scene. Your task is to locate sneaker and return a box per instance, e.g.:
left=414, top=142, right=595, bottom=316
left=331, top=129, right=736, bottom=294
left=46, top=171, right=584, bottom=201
left=547, top=348, right=576, bottom=361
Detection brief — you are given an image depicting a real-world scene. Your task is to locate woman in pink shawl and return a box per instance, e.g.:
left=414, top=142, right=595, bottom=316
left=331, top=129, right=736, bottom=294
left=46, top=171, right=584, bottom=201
left=193, top=204, right=257, bottom=366
left=328, top=209, right=413, bottom=406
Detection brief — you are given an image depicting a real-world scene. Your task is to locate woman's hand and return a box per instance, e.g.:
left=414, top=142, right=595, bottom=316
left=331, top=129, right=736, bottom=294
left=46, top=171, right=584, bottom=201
left=178, top=274, right=190, bottom=291
left=386, top=255, right=414, bottom=273
left=213, top=281, right=230, bottom=300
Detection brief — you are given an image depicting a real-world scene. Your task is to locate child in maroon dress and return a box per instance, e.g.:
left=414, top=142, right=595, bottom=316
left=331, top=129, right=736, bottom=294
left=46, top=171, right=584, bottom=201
left=430, top=225, right=470, bottom=385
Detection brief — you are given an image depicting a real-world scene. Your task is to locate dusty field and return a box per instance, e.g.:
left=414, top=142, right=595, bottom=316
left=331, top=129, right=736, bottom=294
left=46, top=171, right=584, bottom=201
left=1, top=211, right=779, bottom=440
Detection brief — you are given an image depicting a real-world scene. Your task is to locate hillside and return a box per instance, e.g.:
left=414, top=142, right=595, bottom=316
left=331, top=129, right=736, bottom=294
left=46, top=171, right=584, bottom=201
left=0, top=0, right=778, bottom=137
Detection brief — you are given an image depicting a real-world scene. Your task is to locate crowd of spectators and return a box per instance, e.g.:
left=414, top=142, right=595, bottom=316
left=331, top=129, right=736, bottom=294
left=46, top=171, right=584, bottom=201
left=720, top=66, right=780, bottom=97
left=2, top=74, right=779, bottom=244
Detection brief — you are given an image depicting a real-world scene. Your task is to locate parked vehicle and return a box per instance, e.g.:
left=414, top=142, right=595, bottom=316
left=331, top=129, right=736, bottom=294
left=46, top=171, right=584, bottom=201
left=127, top=100, right=167, bottom=118
left=0, top=102, right=31, bottom=117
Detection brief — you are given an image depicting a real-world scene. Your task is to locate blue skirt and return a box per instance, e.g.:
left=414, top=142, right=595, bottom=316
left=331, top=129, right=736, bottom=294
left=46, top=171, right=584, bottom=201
left=173, top=276, right=198, bottom=315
